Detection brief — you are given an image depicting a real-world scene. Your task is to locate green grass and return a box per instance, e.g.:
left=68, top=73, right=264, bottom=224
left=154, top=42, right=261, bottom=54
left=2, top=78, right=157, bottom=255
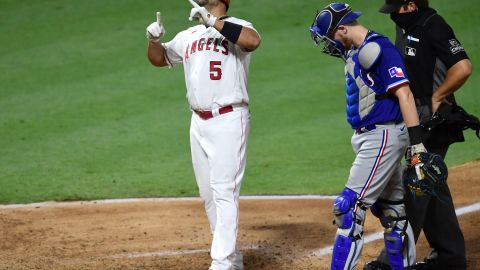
left=0, top=0, right=479, bottom=203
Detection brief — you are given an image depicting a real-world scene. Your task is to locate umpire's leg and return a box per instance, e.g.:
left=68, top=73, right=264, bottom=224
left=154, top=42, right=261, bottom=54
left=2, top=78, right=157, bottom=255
left=403, top=187, right=429, bottom=243
left=419, top=146, right=466, bottom=269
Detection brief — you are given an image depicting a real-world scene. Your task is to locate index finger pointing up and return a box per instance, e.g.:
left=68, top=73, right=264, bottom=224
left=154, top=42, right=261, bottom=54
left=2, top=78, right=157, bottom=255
left=188, top=0, right=200, bottom=8
left=156, top=11, right=162, bottom=25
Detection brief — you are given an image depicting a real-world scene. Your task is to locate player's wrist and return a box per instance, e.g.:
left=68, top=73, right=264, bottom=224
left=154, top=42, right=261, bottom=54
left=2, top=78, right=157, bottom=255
left=147, top=35, right=161, bottom=43
left=220, top=21, right=242, bottom=43
left=407, top=125, right=424, bottom=145
left=148, top=37, right=160, bottom=44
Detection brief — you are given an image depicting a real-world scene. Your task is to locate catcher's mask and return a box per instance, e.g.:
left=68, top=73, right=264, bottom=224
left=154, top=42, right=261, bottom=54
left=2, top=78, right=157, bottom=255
left=309, top=3, right=361, bottom=59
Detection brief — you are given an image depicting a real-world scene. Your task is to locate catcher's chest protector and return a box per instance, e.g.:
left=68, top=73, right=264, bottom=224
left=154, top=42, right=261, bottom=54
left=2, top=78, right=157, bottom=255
left=344, top=32, right=404, bottom=129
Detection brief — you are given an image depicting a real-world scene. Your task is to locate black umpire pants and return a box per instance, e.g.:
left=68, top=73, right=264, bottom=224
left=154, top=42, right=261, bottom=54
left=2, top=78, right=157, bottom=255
left=404, top=146, right=467, bottom=270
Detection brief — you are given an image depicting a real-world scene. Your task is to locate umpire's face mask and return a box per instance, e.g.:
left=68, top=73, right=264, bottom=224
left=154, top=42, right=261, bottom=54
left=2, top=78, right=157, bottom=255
left=390, top=9, right=419, bottom=30
left=390, top=11, right=418, bottom=30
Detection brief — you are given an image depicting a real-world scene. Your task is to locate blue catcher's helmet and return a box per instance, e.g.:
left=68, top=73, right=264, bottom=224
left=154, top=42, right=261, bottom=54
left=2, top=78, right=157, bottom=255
left=309, top=3, right=362, bottom=59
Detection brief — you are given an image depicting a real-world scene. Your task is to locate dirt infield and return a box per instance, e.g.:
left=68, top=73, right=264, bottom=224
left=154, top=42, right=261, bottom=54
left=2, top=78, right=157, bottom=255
left=1, top=161, right=479, bottom=270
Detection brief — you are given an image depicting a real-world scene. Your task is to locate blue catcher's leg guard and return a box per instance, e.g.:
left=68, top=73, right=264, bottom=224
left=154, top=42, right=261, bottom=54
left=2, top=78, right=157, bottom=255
left=331, top=188, right=367, bottom=270
left=371, top=199, right=415, bottom=270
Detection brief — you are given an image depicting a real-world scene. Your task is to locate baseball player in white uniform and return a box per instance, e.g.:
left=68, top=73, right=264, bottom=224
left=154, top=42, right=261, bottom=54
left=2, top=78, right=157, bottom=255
left=146, top=0, right=260, bottom=269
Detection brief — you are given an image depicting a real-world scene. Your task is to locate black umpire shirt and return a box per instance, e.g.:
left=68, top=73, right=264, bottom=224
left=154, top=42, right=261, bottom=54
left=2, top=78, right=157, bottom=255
left=394, top=8, right=469, bottom=147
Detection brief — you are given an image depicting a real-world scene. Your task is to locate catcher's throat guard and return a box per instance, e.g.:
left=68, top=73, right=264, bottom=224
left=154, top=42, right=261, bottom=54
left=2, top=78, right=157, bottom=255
left=310, top=30, right=345, bottom=59
left=403, top=152, right=448, bottom=198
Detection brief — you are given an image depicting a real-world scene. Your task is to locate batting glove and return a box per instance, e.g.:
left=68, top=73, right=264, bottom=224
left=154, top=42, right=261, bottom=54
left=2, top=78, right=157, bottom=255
left=146, top=12, right=166, bottom=43
left=406, top=142, right=428, bottom=180
left=188, top=0, right=217, bottom=27
left=409, top=142, right=427, bottom=157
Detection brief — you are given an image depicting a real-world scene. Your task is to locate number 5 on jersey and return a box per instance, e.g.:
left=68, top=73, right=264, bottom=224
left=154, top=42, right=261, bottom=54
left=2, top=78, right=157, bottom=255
left=210, top=61, right=222, bottom=80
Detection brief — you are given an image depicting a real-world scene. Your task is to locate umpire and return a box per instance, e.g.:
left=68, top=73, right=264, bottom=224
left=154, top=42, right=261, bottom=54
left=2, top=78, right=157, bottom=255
left=364, top=0, right=473, bottom=270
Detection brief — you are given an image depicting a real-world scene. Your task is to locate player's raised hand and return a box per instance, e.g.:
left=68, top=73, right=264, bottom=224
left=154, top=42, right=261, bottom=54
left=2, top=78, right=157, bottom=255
left=188, top=0, right=217, bottom=27
left=146, top=11, right=166, bottom=43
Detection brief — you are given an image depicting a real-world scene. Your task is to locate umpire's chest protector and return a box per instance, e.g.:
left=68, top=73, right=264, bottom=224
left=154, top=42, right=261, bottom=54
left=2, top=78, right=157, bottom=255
left=344, top=34, right=402, bottom=129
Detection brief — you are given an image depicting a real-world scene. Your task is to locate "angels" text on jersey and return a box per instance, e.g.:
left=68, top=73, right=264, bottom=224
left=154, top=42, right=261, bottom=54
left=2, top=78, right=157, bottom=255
left=185, top=38, right=229, bottom=60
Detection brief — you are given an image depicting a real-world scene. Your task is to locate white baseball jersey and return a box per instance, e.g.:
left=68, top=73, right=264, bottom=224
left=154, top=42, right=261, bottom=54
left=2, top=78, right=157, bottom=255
left=162, top=17, right=257, bottom=110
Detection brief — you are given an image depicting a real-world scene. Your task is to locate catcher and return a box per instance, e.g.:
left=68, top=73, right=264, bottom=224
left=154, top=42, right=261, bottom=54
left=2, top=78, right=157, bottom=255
left=309, top=3, right=428, bottom=269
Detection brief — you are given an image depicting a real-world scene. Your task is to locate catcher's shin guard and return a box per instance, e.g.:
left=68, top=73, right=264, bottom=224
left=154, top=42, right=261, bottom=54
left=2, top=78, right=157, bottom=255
left=371, top=199, right=415, bottom=270
left=331, top=188, right=367, bottom=270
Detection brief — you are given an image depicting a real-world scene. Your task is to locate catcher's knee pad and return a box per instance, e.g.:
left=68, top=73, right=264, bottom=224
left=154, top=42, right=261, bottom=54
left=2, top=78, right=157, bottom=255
left=331, top=188, right=367, bottom=269
left=372, top=199, right=413, bottom=270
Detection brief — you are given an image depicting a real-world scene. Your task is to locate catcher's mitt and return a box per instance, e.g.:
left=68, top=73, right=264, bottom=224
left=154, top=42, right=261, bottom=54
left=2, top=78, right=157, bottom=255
left=403, top=152, right=448, bottom=197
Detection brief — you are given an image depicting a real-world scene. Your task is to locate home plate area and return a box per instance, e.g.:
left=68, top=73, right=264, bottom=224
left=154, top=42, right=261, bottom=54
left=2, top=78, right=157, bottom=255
left=0, top=161, right=479, bottom=269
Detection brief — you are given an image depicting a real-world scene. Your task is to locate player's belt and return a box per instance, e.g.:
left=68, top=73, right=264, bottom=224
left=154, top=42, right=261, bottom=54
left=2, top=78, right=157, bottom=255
left=193, top=105, right=234, bottom=120
left=355, top=124, right=377, bottom=134
left=355, top=121, right=402, bottom=134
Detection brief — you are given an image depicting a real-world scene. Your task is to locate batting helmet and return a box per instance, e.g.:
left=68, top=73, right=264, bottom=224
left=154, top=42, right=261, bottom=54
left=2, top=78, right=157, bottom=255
left=309, top=3, right=361, bottom=58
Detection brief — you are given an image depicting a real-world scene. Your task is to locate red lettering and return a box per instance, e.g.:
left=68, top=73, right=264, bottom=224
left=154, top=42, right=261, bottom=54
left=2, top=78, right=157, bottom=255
left=221, top=40, right=229, bottom=55
left=213, top=38, right=220, bottom=52
left=198, top=38, right=205, bottom=51
left=206, top=38, right=213, bottom=50
left=190, top=40, right=197, bottom=55
left=210, top=61, right=222, bottom=80
left=186, top=38, right=229, bottom=59
left=184, top=45, right=189, bottom=60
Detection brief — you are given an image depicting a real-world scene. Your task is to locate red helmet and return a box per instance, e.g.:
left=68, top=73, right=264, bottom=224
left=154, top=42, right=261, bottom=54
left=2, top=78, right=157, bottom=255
left=219, top=0, right=230, bottom=10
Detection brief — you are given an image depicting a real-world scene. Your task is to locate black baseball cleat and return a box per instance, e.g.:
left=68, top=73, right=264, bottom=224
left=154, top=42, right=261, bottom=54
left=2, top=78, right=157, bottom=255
left=409, top=262, right=435, bottom=270
left=363, top=260, right=391, bottom=270
left=408, top=259, right=444, bottom=270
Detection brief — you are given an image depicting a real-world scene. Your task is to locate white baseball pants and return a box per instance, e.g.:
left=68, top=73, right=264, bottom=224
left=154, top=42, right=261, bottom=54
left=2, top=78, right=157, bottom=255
left=190, top=107, right=250, bottom=270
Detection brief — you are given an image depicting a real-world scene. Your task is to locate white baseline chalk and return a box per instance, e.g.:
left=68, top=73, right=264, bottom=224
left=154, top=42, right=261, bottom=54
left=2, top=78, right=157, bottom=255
left=310, top=202, right=480, bottom=257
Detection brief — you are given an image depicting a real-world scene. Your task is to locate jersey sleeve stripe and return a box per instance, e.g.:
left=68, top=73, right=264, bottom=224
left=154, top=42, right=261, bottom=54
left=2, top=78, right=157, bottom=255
left=386, top=79, right=409, bottom=92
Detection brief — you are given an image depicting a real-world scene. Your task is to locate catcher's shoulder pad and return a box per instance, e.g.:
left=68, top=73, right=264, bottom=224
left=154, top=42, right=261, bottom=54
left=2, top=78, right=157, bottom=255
left=358, top=41, right=382, bottom=70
